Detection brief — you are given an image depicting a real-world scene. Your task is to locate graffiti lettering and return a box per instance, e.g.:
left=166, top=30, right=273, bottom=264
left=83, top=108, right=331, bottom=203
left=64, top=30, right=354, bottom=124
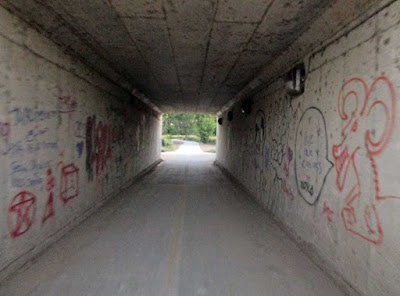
left=5, top=141, right=58, bottom=156
left=295, top=107, right=333, bottom=205
left=25, top=127, right=48, bottom=142
left=9, top=107, right=57, bottom=126
left=300, top=181, right=314, bottom=196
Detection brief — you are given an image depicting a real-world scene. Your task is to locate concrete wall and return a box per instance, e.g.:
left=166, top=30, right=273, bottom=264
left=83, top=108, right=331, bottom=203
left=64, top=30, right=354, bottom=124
left=0, top=7, right=161, bottom=280
left=217, top=2, right=400, bottom=295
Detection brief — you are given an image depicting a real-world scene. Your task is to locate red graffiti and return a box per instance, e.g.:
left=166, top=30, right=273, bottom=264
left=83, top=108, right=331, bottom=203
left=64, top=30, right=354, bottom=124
left=95, top=122, right=112, bottom=177
left=58, top=96, right=77, bottom=113
left=42, top=168, right=55, bottom=224
left=0, top=121, right=10, bottom=137
left=333, top=76, right=399, bottom=244
left=86, top=116, right=114, bottom=180
left=8, top=191, right=36, bottom=238
left=283, top=178, right=295, bottom=201
left=322, top=202, right=334, bottom=222
left=60, top=164, right=79, bottom=204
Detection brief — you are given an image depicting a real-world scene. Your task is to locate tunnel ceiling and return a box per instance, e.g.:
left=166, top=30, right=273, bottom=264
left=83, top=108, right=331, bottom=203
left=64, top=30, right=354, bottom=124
left=0, top=0, right=383, bottom=113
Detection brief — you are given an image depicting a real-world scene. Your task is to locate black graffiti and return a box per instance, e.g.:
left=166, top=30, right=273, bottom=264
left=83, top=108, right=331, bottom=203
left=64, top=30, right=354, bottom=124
left=86, top=115, right=95, bottom=181
left=300, top=181, right=314, bottom=196
left=255, top=110, right=265, bottom=154
left=295, top=107, right=333, bottom=205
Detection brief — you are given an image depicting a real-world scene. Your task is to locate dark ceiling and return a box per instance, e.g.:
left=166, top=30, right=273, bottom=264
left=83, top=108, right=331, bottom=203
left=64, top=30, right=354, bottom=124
left=1, top=0, right=387, bottom=113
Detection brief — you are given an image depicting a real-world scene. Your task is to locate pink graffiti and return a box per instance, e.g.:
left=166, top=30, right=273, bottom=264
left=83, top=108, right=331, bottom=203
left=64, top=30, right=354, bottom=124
left=322, top=202, right=334, bottom=222
left=333, top=76, right=399, bottom=244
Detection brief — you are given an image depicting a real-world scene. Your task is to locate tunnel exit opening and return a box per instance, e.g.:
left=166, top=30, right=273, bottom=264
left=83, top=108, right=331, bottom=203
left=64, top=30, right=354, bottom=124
left=161, top=113, right=217, bottom=155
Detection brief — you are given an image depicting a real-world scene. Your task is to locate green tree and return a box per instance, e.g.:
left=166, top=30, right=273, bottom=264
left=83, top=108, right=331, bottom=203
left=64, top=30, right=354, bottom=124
left=162, top=113, right=216, bottom=142
left=195, top=114, right=216, bottom=143
left=176, top=113, right=197, bottom=139
left=162, top=113, right=196, bottom=139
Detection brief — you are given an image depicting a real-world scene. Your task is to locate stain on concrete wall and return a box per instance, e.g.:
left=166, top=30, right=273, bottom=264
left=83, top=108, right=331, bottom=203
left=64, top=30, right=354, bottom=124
left=216, top=2, right=400, bottom=295
left=0, top=7, right=161, bottom=280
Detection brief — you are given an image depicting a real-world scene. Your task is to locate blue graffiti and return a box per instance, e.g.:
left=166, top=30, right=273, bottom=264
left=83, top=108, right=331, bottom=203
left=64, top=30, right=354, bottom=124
left=9, top=107, right=57, bottom=125
left=11, top=175, right=43, bottom=188
left=5, top=141, right=58, bottom=156
left=26, top=127, right=49, bottom=142
left=10, top=159, right=52, bottom=175
left=76, top=141, right=84, bottom=157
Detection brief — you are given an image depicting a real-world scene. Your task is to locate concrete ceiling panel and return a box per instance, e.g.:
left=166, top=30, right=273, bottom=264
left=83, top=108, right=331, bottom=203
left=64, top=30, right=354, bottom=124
left=202, top=22, right=256, bottom=88
left=216, top=0, right=273, bottom=22
left=247, top=0, right=330, bottom=51
left=123, top=18, right=180, bottom=92
left=164, top=0, right=217, bottom=105
left=111, top=0, right=164, bottom=18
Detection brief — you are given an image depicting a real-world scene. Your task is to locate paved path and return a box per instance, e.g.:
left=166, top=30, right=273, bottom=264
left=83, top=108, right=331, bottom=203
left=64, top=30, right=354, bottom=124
left=1, top=147, right=344, bottom=295
left=170, top=139, right=204, bottom=154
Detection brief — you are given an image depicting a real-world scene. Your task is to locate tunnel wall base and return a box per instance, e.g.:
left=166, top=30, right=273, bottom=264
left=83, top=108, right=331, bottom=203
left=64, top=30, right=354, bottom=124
left=216, top=2, right=400, bottom=296
left=0, top=7, right=162, bottom=280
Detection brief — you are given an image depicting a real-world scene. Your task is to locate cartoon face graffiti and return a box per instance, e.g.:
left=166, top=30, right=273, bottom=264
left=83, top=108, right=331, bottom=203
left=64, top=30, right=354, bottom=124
left=333, top=76, right=398, bottom=244
left=255, top=110, right=266, bottom=154
left=295, top=107, right=333, bottom=205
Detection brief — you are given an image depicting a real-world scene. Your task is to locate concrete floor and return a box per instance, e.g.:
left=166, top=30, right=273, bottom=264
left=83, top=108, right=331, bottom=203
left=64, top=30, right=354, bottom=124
left=1, top=143, right=344, bottom=296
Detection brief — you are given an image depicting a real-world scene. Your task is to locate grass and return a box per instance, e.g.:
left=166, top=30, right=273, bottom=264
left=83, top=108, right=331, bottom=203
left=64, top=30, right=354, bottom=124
left=161, top=137, right=175, bottom=152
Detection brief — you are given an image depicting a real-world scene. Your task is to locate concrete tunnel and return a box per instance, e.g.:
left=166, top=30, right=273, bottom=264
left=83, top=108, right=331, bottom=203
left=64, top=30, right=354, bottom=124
left=0, top=0, right=399, bottom=295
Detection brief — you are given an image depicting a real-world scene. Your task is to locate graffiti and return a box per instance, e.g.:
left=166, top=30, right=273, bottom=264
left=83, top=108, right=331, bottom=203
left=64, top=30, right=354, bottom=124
left=58, top=96, right=77, bottom=113
left=283, top=178, right=295, bottom=201
left=255, top=110, right=266, bottom=154
left=268, top=97, right=302, bottom=198
left=95, top=122, right=112, bottom=176
left=25, top=127, right=48, bottom=142
left=74, top=120, right=86, bottom=138
left=8, top=191, right=36, bottom=238
left=85, top=115, right=113, bottom=181
left=76, top=141, right=84, bottom=158
left=60, top=164, right=79, bottom=204
left=5, top=140, right=58, bottom=156
left=42, top=168, right=55, bottom=224
left=295, top=107, right=333, bottom=205
left=0, top=120, right=10, bottom=137
left=9, top=159, right=51, bottom=188
left=9, top=107, right=57, bottom=126
left=86, top=116, right=95, bottom=181
left=333, top=76, right=399, bottom=244
left=4, top=125, right=56, bottom=156
left=322, top=202, right=334, bottom=222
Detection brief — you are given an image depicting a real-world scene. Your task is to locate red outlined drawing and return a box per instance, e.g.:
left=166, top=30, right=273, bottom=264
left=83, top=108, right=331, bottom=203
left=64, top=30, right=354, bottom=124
left=333, top=76, right=399, bottom=244
left=60, top=164, right=79, bottom=204
left=42, top=168, right=55, bottom=224
left=8, top=191, right=36, bottom=238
